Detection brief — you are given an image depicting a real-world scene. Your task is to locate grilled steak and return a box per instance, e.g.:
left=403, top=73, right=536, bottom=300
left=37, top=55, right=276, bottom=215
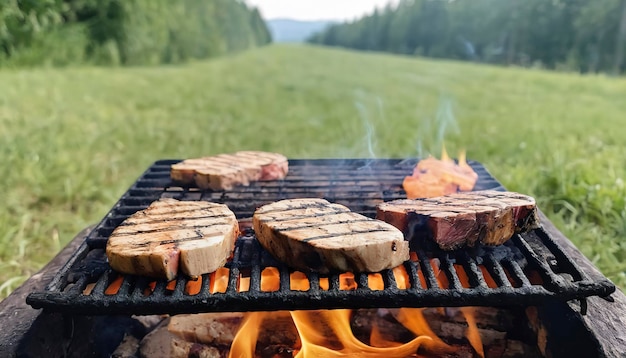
left=170, top=151, right=288, bottom=190
left=253, top=198, right=409, bottom=273
left=376, top=190, right=540, bottom=250
left=106, top=198, right=239, bottom=280
left=234, top=151, right=288, bottom=181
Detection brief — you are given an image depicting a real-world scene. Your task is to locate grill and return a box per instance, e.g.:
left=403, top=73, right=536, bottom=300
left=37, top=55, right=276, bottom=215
left=26, top=159, right=615, bottom=316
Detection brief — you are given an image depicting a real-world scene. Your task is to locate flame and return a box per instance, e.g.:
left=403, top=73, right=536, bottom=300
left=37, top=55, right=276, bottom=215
left=225, top=266, right=493, bottom=357
left=291, top=271, right=311, bottom=291
left=210, top=267, right=230, bottom=293
left=94, top=263, right=490, bottom=356
left=261, top=267, right=280, bottom=292
left=229, top=312, right=269, bottom=357
left=394, top=308, right=453, bottom=353
left=460, top=307, right=485, bottom=358
left=403, top=145, right=478, bottom=199
left=291, top=310, right=432, bottom=358
left=369, top=324, right=402, bottom=348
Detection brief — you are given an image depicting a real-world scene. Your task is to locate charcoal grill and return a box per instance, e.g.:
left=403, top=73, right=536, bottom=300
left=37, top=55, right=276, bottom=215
left=26, top=159, right=615, bottom=316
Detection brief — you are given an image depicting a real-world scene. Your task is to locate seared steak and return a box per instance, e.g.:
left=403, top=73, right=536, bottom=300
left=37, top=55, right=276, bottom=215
left=106, top=198, right=239, bottom=280
left=253, top=198, right=409, bottom=273
left=170, top=151, right=288, bottom=190
left=376, top=190, right=540, bottom=250
left=234, top=151, right=288, bottom=181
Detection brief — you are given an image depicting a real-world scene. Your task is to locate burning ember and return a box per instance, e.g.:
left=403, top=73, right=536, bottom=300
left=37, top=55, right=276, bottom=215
left=229, top=268, right=455, bottom=358
left=403, top=147, right=478, bottom=199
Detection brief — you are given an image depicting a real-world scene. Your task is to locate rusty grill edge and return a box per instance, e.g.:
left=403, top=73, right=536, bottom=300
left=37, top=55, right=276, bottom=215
left=26, top=159, right=616, bottom=315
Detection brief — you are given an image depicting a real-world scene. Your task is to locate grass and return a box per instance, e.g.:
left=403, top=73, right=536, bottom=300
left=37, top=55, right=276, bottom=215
left=1, top=44, right=625, bottom=298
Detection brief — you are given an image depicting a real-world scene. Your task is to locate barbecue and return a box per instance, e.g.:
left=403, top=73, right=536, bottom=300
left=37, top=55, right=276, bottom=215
left=25, top=158, right=614, bottom=316
left=2, top=158, right=625, bottom=357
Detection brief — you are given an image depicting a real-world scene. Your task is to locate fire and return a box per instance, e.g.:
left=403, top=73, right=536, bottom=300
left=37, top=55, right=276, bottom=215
left=403, top=145, right=478, bottom=199
left=227, top=266, right=487, bottom=357
left=93, top=263, right=489, bottom=356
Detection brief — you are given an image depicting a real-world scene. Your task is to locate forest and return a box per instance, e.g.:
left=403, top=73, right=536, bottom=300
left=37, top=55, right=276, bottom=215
left=309, top=0, right=626, bottom=74
left=0, top=0, right=271, bottom=66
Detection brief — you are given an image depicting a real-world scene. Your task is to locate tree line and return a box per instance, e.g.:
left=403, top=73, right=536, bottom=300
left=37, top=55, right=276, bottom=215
left=309, top=0, right=626, bottom=74
left=0, top=0, right=272, bottom=67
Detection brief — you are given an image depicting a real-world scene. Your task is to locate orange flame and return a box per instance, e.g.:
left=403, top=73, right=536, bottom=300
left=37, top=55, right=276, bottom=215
left=91, top=264, right=490, bottom=356
left=403, top=145, right=478, bottom=199
left=291, top=310, right=432, bottom=358
left=461, top=307, right=485, bottom=357
left=210, top=267, right=230, bottom=293
left=224, top=266, right=493, bottom=357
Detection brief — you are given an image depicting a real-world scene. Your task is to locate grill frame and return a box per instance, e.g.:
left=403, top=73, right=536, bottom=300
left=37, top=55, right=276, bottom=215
left=26, top=159, right=616, bottom=315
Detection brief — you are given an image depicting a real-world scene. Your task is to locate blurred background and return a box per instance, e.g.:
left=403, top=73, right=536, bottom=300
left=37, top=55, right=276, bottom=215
left=1, top=0, right=625, bottom=298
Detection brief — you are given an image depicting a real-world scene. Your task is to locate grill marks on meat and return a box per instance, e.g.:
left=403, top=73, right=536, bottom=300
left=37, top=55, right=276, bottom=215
left=170, top=151, right=288, bottom=190
left=376, top=190, right=540, bottom=250
left=253, top=198, right=409, bottom=273
left=235, top=151, right=289, bottom=181
left=106, top=198, right=239, bottom=280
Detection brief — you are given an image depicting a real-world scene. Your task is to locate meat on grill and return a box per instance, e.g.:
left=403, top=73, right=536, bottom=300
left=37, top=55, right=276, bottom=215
left=106, top=198, right=239, bottom=280
left=234, top=150, right=289, bottom=181
left=376, top=190, right=540, bottom=250
left=170, top=151, right=288, bottom=190
left=253, top=198, right=409, bottom=273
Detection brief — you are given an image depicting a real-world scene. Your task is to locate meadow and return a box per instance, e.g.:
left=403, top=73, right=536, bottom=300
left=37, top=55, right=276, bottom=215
left=1, top=44, right=625, bottom=297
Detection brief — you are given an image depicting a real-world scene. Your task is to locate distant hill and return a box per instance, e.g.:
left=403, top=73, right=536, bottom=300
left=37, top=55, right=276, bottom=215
left=267, top=19, right=335, bottom=43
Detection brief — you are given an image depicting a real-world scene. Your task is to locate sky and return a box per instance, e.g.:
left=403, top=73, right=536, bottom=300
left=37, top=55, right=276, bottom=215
left=245, top=0, right=399, bottom=21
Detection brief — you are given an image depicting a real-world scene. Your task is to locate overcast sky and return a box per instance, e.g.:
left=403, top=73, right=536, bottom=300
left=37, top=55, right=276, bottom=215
left=245, top=0, right=399, bottom=21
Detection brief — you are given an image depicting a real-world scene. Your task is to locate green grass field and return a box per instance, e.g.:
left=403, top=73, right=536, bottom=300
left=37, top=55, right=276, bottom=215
left=1, top=44, right=625, bottom=298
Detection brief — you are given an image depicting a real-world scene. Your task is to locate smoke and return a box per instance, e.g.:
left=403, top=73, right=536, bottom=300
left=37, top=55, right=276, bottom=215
left=435, top=94, right=460, bottom=148
left=353, top=89, right=385, bottom=159
left=413, top=94, right=460, bottom=159
left=349, top=89, right=460, bottom=162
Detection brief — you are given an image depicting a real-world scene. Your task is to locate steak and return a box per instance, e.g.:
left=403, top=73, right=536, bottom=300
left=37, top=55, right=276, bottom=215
left=106, top=198, right=239, bottom=280
left=253, top=198, right=409, bottom=274
left=234, top=151, right=289, bottom=181
left=170, top=151, right=288, bottom=190
left=376, top=190, right=540, bottom=250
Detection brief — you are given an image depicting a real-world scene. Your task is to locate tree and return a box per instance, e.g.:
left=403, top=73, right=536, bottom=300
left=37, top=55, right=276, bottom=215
left=614, top=0, right=626, bottom=73
left=0, top=0, right=273, bottom=67
left=308, top=0, right=626, bottom=74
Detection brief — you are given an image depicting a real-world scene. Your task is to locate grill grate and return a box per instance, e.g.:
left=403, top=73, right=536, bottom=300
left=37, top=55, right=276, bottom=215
left=26, top=159, right=615, bottom=316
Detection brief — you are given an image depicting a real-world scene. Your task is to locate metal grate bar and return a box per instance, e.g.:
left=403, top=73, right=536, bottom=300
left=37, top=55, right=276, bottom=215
left=279, top=267, right=290, bottom=292
left=383, top=269, right=398, bottom=290
left=404, top=261, right=422, bottom=290
left=441, top=254, right=463, bottom=290
left=484, top=253, right=513, bottom=289
left=416, top=249, right=440, bottom=289
left=512, top=234, right=566, bottom=291
left=504, top=259, right=532, bottom=288
left=132, top=277, right=150, bottom=299
left=461, top=252, right=489, bottom=289
left=90, top=271, right=113, bottom=298
left=357, top=273, right=369, bottom=290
